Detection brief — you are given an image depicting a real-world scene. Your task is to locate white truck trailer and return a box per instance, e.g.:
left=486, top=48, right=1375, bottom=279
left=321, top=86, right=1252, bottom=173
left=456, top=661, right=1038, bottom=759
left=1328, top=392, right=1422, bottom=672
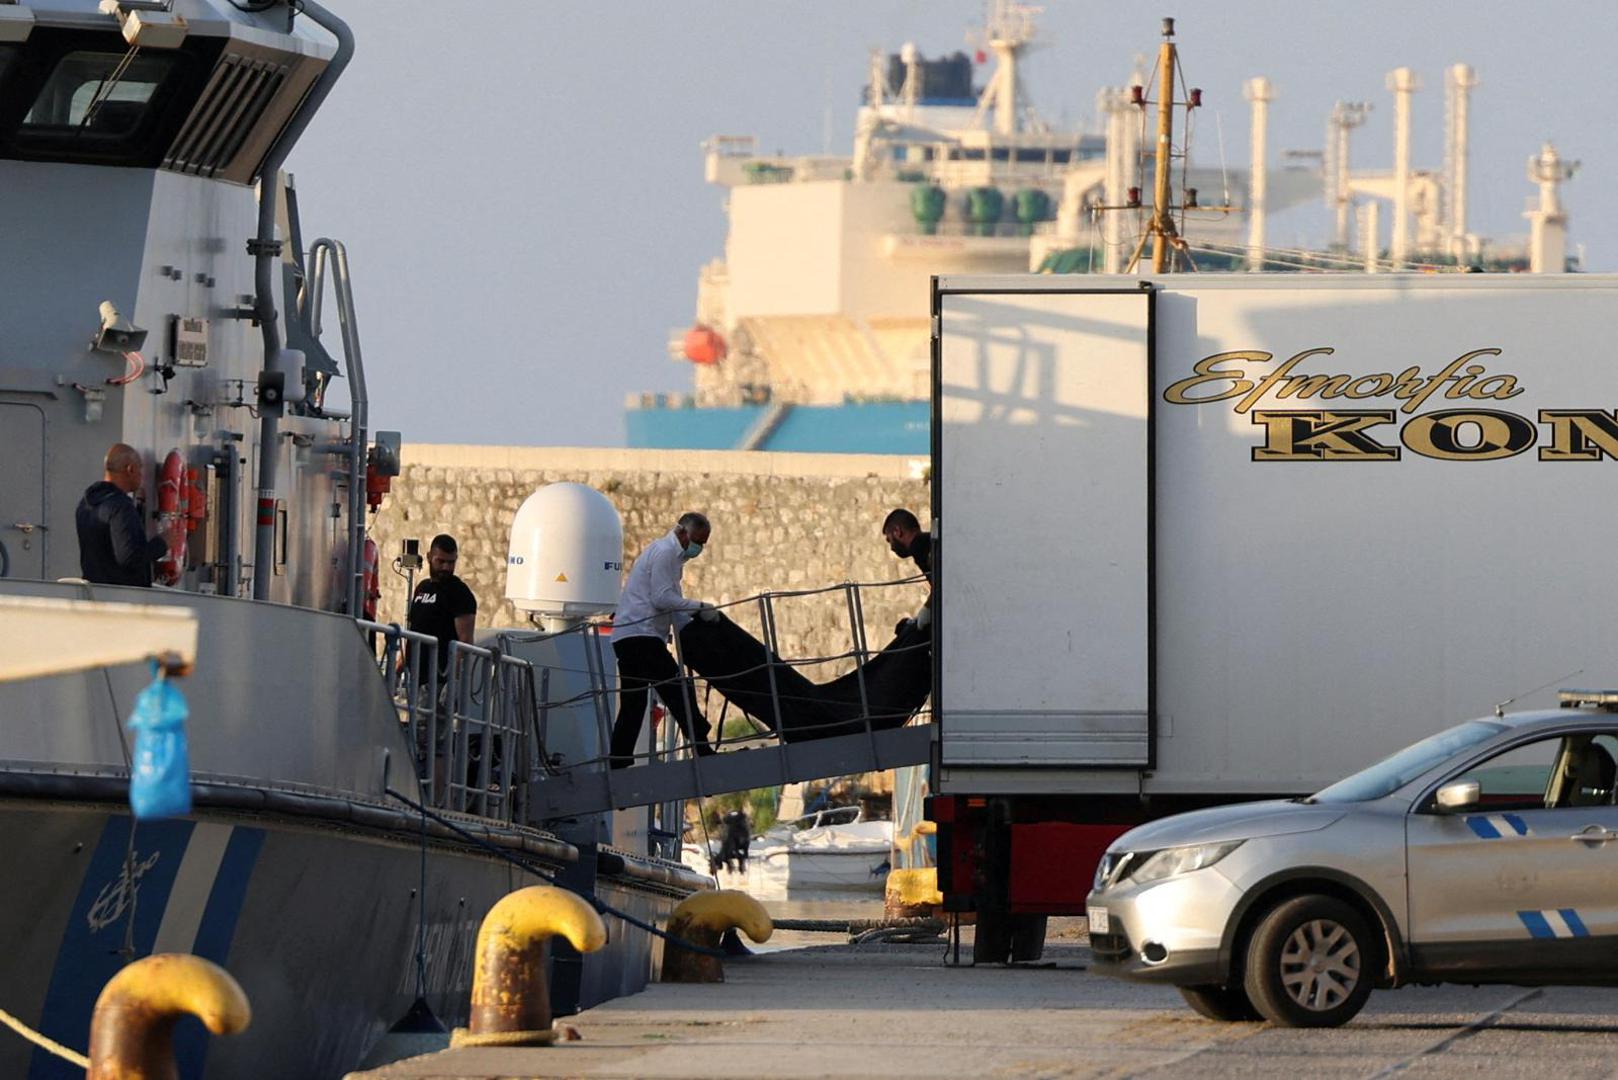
left=927, top=273, right=1618, bottom=960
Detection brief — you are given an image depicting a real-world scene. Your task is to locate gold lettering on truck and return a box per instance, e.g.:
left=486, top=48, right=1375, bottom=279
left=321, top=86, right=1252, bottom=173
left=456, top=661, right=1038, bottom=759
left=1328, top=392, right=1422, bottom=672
left=1158, top=345, right=1585, bottom=464
left=1164, top=348, right=1522, bottom=414
left=1251, top=411, right=1399, bottom=461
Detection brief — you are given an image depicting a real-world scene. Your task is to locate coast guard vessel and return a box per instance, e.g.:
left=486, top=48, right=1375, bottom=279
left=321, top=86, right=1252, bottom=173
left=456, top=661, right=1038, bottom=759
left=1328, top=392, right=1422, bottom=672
left=0, top=2, right=703, bottom=1075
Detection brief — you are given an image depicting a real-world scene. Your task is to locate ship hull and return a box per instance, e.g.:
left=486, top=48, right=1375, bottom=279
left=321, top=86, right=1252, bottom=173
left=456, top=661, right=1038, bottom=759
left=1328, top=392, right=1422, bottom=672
left=0, top=799, right=674, bottom=1079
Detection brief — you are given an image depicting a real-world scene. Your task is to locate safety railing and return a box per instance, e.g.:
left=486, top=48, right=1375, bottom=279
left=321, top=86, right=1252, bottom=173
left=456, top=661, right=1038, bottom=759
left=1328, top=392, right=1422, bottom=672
left=361, top=572, right=933, bottom=819
left=358, top=622, right=533, bottom=824
left=440, top=641, right=533, bottom=821
left=599, top=573, right=933, bottom=774
left=361, top=620, right=441, bottom=787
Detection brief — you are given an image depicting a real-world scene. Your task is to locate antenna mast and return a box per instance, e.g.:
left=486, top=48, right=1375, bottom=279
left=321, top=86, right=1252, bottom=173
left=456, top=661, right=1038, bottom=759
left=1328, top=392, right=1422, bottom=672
left=1119, top=17, right=1210, bottom=273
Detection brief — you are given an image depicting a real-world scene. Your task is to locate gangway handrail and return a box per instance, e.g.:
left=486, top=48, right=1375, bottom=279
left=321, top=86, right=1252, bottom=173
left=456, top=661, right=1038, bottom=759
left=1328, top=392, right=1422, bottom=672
left=357, top=621, right=538, bottom=824
left=359, top=571, right=936, bottom=817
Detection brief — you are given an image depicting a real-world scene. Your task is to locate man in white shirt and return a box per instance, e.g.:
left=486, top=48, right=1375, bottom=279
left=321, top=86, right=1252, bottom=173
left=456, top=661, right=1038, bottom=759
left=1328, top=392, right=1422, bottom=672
left=610, top=511, right=721, bottom=768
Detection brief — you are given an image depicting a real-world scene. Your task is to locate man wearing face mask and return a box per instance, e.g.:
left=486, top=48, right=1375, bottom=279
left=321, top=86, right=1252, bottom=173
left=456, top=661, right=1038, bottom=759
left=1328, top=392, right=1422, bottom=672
left=882, top=508, right=933, bottom=636
left=609, top=511, right=720, bottom=768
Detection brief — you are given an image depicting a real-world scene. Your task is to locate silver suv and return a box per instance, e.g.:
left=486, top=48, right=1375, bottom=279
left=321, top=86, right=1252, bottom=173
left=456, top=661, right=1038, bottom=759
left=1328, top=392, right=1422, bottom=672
left=1085, top=693, right=1618, bottom=1027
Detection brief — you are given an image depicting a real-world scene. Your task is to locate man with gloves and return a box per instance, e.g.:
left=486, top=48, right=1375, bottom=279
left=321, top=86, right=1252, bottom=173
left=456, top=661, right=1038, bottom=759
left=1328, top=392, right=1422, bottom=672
left=882, top=508, right=933, bottom=636
left=609, top=511, right=721, bottom=768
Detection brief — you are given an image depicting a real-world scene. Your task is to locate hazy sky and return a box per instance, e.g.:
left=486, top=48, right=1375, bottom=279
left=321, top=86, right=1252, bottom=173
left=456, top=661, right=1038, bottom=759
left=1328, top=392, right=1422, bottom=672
left=288, top=2, right=1617, bottom=449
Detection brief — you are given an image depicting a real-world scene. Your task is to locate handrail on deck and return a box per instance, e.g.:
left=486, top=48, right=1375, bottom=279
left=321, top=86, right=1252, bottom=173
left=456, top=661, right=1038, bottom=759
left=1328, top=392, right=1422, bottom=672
left=355, top=572, right=933, bottom=813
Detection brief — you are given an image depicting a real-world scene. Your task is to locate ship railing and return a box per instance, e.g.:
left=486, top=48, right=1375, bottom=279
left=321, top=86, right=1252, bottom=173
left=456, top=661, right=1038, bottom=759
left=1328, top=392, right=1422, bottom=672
left=523, top=575, right=936, bottom=818
left=360, top=620, right=443, bottom=791
left=904, top=220, right=1047, bottom=239
left=360, top=622, right=532, bottom=823
left=440, top=641, right=532, bottom=822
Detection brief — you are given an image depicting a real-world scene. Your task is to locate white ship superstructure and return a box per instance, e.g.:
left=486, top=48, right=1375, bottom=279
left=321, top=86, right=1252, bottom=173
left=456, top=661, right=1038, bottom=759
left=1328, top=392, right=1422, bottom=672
left=630, top=6, right=1579, bottom=455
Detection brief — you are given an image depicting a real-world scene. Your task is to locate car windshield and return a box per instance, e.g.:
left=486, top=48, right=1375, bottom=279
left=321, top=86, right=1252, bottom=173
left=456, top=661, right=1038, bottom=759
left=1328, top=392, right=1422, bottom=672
left=1310, top=720, right=1506, bottom=803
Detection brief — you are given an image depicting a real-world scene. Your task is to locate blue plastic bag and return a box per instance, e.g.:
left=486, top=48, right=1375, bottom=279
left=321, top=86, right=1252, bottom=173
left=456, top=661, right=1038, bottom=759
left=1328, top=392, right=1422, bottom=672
left=127, top=666, right=192, bottom=820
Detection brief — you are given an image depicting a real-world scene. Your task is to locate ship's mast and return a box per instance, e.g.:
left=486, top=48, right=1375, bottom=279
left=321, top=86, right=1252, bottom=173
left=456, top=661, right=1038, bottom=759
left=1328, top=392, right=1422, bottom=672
left=1122, top=18, right=1202, bottom=273
left=971, top=0, right=1041, bottom=135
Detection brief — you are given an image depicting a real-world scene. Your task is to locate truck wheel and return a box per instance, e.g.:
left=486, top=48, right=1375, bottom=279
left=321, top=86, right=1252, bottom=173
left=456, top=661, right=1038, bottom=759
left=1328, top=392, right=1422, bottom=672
left=1242, top=895, right=1374, bottom=1028
left=1009, top=915, right=1047, bottom=962
left=1178, top=985, right=1260, bottom=1022
left=972, top=911, right=1012, bottom=964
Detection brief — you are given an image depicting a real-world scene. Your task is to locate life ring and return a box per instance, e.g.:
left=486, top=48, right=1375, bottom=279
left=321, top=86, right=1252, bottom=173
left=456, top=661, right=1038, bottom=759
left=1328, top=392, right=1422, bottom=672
left=154, top=449, right=187, bottom=586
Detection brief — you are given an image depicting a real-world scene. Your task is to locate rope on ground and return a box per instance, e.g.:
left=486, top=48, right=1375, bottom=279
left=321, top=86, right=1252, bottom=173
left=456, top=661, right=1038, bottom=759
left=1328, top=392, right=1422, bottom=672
left=0, top=1004, right=89, bottom=1070
left=773, top=917, right=945, bottom=942
left=851, top=925, right=946, bottom=945
left=382, top=786, right=725, bottom=960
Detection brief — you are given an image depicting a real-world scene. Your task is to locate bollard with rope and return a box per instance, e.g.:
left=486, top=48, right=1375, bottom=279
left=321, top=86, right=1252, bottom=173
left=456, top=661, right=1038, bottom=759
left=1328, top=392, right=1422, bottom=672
left=451, top=886, right=607, bottom=1049
left=660, top=890, right=773, bottom=983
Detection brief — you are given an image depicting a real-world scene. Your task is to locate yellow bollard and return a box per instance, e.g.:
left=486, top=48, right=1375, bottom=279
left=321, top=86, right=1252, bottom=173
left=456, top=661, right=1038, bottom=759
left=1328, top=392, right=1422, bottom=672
left=661, top=890, right=773, bottom=984
left=886, top=821, right=942, bottom=917
left=884, top=867, right=944, bottom=918
left=451, top=885, right=607, bottom=1049
left=88, top=954, right=250, bottom=1080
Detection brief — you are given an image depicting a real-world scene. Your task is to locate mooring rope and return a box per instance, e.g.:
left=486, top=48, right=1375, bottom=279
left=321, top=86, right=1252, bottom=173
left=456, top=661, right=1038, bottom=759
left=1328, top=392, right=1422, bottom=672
left=382, top=786, right=725, bottom=959
left=0, top=1004, right=89, bottom=1070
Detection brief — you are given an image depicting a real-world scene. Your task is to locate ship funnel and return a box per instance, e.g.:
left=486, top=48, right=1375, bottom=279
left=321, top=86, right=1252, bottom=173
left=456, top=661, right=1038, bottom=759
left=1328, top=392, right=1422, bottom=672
left=505, top=484, right=623, bottom=624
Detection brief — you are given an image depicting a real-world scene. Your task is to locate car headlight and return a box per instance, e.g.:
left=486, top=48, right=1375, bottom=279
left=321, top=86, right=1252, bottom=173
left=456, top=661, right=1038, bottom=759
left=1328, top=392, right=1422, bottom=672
left=1120, top=840, right=1243, bottom=886
left=1093, top=852, right=1120, bottom=891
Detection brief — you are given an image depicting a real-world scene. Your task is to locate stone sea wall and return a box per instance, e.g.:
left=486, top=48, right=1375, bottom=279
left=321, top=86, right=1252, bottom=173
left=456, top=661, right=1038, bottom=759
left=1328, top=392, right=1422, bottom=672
left=368, top=445, right=931, bottom=675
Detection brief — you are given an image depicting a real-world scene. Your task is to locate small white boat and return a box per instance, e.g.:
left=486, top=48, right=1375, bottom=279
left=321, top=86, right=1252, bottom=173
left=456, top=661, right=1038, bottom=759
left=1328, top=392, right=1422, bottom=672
left=684, top=807, right=893, bottom=896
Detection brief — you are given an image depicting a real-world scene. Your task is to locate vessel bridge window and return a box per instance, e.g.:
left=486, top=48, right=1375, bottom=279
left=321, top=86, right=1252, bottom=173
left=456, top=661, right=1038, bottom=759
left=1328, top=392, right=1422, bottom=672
left=0, top=30, right=219, bottom=167
left=24, top=50, right=177, bottom=137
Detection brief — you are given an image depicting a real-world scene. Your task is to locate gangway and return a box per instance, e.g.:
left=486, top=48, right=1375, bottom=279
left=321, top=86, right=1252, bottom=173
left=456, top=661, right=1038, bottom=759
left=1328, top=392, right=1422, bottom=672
left=533, top=722, right=933, bottom=818
left=362, top=577, right=935, bottom=821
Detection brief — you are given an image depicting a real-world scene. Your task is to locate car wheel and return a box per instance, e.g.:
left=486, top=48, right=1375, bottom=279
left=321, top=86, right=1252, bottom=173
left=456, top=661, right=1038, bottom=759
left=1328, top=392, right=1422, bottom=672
left=1242, top=894, right=1375, bottom=1028
left=1179, top=984, right=1261, bottom=1022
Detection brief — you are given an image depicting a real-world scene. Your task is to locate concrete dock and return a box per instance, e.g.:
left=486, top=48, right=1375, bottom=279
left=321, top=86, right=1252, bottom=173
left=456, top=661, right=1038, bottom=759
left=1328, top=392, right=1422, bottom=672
left=349, top=932, right=1618, bottom=1080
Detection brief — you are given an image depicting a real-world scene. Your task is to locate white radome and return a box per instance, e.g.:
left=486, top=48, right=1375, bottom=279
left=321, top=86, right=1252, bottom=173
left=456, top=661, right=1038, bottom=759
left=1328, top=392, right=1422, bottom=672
left=505, top=483, right=623, bottom=616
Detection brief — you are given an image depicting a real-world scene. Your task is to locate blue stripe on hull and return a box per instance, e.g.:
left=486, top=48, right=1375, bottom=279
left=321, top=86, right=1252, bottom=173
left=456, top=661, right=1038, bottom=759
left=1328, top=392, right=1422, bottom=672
left=1518, top=910, right=1555, bottom=939
left=29, top=816, right=195, bottom=1080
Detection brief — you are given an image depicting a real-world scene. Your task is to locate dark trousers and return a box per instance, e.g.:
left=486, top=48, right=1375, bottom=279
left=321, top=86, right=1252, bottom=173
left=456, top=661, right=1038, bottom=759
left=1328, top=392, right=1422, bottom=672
left=611, top=635, right=710, bottom=767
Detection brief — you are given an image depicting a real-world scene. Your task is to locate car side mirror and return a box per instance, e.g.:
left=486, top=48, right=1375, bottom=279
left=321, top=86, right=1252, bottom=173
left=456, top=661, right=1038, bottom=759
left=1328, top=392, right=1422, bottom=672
left=1435, top=779, right=1480, bottom=813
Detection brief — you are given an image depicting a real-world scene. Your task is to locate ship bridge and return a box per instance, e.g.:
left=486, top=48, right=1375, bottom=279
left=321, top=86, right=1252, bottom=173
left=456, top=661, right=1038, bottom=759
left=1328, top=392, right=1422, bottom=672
left=363, top=576, right=934, bottom=822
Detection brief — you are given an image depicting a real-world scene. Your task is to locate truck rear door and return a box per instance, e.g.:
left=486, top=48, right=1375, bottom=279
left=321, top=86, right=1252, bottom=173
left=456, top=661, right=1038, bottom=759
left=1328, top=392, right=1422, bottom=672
left=933, top=281, right=1153, bottom=779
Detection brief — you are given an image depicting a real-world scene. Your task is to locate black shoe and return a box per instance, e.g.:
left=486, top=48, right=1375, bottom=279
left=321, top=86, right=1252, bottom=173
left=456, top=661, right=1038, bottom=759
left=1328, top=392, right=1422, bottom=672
left=694, top=742, right=718, bottom=758
left=609, top=755, right=633, bottom=770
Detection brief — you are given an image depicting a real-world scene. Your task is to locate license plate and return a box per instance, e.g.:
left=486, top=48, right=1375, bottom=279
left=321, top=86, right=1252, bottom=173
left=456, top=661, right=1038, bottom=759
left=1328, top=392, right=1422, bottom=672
left=1087, top=906, right=1109, bottom=934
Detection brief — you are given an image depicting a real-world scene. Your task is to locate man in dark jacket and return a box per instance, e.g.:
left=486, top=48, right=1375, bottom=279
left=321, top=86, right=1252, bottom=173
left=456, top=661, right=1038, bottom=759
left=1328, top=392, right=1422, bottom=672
left=882, top=508, right=933, bottom=634
left=76, top=443, right=167, bottom=586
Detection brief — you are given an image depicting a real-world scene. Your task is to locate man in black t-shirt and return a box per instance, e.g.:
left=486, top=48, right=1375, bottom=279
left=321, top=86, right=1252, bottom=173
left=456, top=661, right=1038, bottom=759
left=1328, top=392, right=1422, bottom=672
left=407, top=533, right=477, bottom=682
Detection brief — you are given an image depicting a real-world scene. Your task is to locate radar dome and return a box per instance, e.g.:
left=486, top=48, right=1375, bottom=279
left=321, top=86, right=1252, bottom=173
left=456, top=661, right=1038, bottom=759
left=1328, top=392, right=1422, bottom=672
left=505, top=483, right=623, bottom=617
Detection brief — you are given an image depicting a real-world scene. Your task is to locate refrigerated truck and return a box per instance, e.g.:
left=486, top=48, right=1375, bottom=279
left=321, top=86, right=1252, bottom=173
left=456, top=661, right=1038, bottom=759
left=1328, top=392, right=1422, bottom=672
left=926, top=273, right=1618, bottom=961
